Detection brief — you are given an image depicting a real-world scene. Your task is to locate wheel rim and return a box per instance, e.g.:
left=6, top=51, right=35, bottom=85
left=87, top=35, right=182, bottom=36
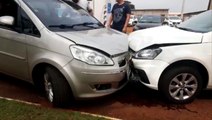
left=169, top=73, right=198, bottom=101
left=44, top=73, right=54, bottom=103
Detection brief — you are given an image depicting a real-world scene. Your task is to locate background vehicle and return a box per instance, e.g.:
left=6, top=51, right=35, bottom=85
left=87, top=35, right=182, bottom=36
left=133, top=15, right=164, bottom=31
left=0, top=0, right=129, bottom=107
left=129, top=10, right=212, bottom=103
left=164, top=16, right=182, bottom=27
left=128, top=15, right=138, bottom=26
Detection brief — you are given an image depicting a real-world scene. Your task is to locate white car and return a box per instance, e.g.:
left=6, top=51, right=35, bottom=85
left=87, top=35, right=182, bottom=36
left=128, top=10, right=212, bottom=103
left=128, top=15, right=138, bottom=26
left=164, top=16, right=182, bottom=27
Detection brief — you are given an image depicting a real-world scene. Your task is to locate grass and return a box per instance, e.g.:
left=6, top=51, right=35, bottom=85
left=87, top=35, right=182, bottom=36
left=0, top=99, right=106, bottom=120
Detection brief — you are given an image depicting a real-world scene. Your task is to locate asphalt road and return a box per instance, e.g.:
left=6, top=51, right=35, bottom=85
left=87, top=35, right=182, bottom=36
left=0, top=73, right=212, bottom=120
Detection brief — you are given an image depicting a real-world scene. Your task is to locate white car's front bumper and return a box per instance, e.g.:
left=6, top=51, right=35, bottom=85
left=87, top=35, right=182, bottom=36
left=132, top=59, right=169, bottom=90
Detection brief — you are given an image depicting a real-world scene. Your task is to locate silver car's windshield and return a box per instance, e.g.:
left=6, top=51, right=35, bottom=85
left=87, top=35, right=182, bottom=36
left=23, top=0, right=104, bottom=31
left=178, top=10, right=212, bottom=33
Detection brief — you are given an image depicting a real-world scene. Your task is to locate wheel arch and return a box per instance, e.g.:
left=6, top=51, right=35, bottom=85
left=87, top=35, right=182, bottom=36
left=31, top=62, right=75, bottom=98
left=159, top=60, right=209, bottom=89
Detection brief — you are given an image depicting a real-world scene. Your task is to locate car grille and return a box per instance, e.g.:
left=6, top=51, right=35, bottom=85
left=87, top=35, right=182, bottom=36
left=173, top=22, right=180, bottom=25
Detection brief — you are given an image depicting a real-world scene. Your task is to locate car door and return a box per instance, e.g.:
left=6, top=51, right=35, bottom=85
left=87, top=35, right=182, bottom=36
left=0, top=0, right=29, bottom=80
left=210, top=32, right=212, bottom=87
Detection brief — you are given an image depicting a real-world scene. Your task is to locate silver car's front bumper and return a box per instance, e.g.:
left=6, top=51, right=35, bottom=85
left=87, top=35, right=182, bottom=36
left=61, top=53, right=129, bottom=99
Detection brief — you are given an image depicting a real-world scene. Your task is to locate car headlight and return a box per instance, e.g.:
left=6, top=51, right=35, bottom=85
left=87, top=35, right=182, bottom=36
left=133, top=48, right=162, bottom=59
left=70, top=46, right=114, bottom=65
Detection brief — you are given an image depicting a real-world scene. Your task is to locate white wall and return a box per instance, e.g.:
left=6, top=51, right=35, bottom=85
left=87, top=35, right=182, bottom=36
left=89, top=0, right=116, bottom=23
left=94, top=0, right=107, bottom=23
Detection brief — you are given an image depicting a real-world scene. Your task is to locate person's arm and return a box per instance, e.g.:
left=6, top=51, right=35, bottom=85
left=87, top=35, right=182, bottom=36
left=87, top=1, right=93, bottom=15
left=107, top=14, right=113, bottom=28
left=122, top=14, right=130, bottom=33
left=122, top=4, right=131, bottom=33
left=107, top=4, right=115, bottom=28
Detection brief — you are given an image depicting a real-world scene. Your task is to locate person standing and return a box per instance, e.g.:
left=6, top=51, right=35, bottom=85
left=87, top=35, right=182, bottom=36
left=107, top=0, right=131, bottom=33
left=72, top=0, right=93, bottom=15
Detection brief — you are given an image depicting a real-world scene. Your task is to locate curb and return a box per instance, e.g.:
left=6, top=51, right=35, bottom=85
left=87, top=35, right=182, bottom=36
left=0, top=96, right=40, bottom=106
left=81, top=112, right=122, bottom=120
left=0, top=96, right=122, bottom=120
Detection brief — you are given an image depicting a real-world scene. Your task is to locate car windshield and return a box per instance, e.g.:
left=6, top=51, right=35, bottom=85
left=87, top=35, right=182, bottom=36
left=178, top=10, right=212, bottom=33
left=23, top=0, right=104, bottom=31
left=168, top=16, right=180, bottom=20
left=139, top=15, right=161, bottom=23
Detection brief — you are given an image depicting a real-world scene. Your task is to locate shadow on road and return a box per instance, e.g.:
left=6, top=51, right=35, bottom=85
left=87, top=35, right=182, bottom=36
left=72, top=80, right=212, bottom=112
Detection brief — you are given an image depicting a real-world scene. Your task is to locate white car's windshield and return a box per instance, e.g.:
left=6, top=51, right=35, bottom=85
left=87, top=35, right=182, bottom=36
left=168, top=16, right=181, bottom=20
left=178, top=10, right=212, bottom=33
left=23, top=0, right=104, bottom=31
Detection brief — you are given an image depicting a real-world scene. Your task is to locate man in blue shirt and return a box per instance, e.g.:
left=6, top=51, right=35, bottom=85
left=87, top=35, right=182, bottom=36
left=108, top=0, right=131, bottom=33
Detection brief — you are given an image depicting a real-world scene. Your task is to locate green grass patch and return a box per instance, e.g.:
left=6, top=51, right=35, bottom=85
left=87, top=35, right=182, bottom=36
left=0, top=99, right=106, bottom=120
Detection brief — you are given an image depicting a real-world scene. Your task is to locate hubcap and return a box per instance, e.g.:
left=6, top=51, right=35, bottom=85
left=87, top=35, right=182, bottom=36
left=44, top=73, right=54, bottom=103
left=169, top=73, right=198, bottom=101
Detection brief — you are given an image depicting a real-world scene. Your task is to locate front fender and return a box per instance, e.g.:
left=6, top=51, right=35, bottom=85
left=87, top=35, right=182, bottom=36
left=28, top=48, right=73, bottom=81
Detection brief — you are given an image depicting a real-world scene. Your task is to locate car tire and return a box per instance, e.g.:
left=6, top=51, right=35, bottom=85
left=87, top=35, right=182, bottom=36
left=43, top=66, right=73, bottom=107
left=159, top=66, right=202, bottom=104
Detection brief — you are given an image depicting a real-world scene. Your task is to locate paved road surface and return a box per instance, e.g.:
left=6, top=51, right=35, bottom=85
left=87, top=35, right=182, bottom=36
left=0, top=73, right=212, bottom=120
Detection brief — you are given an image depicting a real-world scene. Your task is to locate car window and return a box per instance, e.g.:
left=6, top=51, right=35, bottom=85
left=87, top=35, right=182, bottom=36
left=0, top=0, right=21, bottom=31
left=178, top=10, right=212, bottom=33
left=0, top=0, right=40, bottom=37
left=23, top=0, right=104, bottom=32
left=169, top=16, right=181, bottom=20
left=21, top=9, right=41, bottom=37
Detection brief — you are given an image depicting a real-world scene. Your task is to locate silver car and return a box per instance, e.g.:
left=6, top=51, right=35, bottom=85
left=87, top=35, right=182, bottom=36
left=0, top=0, right=129, bottom=107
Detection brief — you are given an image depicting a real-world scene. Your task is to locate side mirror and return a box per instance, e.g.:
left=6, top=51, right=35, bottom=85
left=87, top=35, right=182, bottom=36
left=0, top=16, right=14, bottom=26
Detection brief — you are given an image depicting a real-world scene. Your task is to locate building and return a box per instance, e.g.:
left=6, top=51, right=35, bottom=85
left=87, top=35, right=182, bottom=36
left=168, top=12, right=181, bottom=17
left=88, top=0, right=107, bottom=23
left=208, top=0, right=212, bottom=10
left=183, top=0, right=211, bottom=20
left=131, top=9, right=169, bottom=17
left=182, top=0, right=211, bottom=20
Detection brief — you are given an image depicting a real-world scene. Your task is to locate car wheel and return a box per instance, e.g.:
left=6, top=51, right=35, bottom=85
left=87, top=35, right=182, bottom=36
left=44, top=66, right=73, bottom=107
left=159, top=66, right=202, bottom=104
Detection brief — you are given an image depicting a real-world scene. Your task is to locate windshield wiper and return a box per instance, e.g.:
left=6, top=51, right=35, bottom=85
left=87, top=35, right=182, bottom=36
left=49, top=22, right=104, bottom=29
left=71, top=22, right=103, bottom=28
left=49, top=24, right=73, bottom=29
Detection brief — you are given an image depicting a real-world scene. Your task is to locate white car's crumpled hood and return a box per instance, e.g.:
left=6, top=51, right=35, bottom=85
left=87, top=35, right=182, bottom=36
left=129, top=26, right=203, bottom=52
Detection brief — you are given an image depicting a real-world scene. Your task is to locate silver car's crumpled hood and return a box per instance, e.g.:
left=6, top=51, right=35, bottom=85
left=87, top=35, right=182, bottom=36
left=129, top=26, right=203, bottom=52
left=56, top=28, right=128, bottom=56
